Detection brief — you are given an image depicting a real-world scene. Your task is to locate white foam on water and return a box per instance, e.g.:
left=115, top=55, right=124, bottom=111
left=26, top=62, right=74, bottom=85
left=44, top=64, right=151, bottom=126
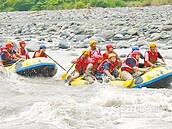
left=0, top=95, right=121, bottom=128
left=90, top=86, right=172, bottom=118
left=1, top=71, right=34, bottom=94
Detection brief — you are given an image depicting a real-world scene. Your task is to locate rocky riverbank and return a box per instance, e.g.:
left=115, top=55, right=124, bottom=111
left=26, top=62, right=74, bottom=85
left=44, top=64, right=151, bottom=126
left=0, top=5, right=172, bottom=52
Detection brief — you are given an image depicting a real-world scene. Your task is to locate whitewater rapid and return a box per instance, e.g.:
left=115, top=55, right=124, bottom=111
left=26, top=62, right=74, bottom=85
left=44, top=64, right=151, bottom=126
left=0, top=49, right=172, bottom=129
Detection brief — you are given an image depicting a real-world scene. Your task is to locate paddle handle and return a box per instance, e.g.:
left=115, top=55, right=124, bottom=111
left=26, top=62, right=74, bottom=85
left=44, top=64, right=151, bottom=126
left=9, top=58, right=23, bottom=70
left=45, top=53, right=66, bottom=71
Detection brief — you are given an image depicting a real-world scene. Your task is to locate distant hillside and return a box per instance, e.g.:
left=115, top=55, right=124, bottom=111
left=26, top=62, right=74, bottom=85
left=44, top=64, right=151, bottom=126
left=0, top=0, right=172, bottom=12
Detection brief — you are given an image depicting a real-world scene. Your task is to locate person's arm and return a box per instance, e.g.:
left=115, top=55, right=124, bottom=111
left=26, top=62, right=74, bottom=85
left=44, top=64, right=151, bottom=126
left=104, top=70, right=115, bottom=80
left=0, top=60, right=4, bottom=67
left=133, top=66, right=147, bottom=72
left=1, top=52, right=6, bottom=63
left=71, top=58, right=78, bottom=64
left=103, top=62, right=115, bottom=80
left=16, top=48, right=19, bottom=54
left=158, top=52, right=166, bottom=64
left=12, top=53, right=21, bottom=60
left=161, top=57, right=166, bottom=64
left=35, top=50, right=44, bottom=58
left=12, top=49, right=22, bottom=59
left=126, top=58, right=147, bottom=72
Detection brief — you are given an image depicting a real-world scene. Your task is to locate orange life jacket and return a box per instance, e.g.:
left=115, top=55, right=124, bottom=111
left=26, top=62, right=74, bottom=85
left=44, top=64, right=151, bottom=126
left=32, top=50, right=47, bottom=58
left=121, top=57, right=138, bottom=74
left=144, top=50, right=158, bottom=67
left=97, top=59, right=118, bottom=73
left=75, top=57, right=90, bottom=74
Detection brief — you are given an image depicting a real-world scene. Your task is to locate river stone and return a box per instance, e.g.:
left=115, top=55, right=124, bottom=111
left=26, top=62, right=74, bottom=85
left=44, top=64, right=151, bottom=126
left=58, top=41, right=70, bottom=49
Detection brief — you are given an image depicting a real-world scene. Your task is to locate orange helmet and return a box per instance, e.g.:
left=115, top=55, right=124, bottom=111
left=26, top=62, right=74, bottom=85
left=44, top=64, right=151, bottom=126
left=19, top=40, right=26, bottom=46
left=5, top=43, right=13, bottom=49
left=106, top=44, right=113, bottom=51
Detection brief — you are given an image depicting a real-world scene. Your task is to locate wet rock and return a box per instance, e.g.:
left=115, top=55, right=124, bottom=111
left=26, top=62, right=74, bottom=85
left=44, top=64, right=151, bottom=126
left=58, top=41, right=70, bottom=49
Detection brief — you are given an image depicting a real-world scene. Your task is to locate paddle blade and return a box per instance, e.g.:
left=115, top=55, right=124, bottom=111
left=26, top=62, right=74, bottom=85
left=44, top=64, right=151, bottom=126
left=61, top=73, right=67, bottom=80
left=123, top=79, right=133, bottom=88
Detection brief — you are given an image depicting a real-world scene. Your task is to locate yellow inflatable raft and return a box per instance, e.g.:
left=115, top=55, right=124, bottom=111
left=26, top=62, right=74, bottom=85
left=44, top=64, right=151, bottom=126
left=69, top=65, right=172, bottom=88
left=6, top=57, right=57, bottom=77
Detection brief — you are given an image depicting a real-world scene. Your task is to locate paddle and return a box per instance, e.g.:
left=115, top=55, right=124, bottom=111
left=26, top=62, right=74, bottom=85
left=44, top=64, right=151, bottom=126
left=124, top=67, right=152, bottom=88
left=61, top=51, right=86, bottom=80
left=44, top=53, right=66, bottom=71
left=8, top=58, right=24, bottom=70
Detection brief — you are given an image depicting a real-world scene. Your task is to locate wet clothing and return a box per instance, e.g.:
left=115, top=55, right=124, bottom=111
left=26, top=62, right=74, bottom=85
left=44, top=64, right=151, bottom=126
left=121, top=57, right=139, bottom=81
left=121, top=57, right=138, bottom=74
left=32, top=50, right=47, bottom=58
left=18, top=47, right=30, bottom=59
left=1, top=49, right=13, bottom=61
left=97, top=59, right=119, bottom=78
left=144, top=50, right=162, bottom=67
left=90, top=48, right=101, bottom=58
left=0, top=49, right=17, bottom=66
left=75, top=57, right=90, bottom=75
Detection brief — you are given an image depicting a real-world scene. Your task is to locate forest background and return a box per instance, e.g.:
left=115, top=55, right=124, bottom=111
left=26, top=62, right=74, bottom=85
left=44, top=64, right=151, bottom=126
left=0, top=0, right=172, bottom=12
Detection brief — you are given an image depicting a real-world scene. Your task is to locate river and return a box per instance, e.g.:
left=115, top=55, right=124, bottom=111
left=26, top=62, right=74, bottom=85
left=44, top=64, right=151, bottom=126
left=0, top=49, right=172, bottom=129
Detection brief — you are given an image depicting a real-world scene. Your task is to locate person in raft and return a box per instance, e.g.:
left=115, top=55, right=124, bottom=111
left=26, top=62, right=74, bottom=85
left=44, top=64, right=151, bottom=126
left=96, top=53, right=119, bottom=82
left=121, top=50, right=148, bottom=81
left=144, top=42, right=166, bottom=67
left=6, top=40, right=23, bottom=59
left=127, top=45, right=144, bottom=68
left=16, top=40, right=30, bottom=59
left=65, top=50, right=91, bottom=86
left=84, top=55, right=103, bottom=84
left=33, top=44, right=47, bottom=58
left=102, top=44, right=122, bottom=67
left=0, top=43, right=19, bottom=66
left=89, top=40, right=101, bottom=58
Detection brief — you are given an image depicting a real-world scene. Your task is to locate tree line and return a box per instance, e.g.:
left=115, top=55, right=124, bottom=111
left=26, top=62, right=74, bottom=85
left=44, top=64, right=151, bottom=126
left=0, top=0, right=171, bottom=12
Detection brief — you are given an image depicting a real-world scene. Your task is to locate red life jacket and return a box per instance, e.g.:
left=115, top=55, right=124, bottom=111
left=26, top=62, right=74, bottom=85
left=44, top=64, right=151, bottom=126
left=32, top=50, right=47, bottom=58
left=121, top=57, right=138, bottom=74
left=97, top=59, right=118, bottom=73
left=1, top=49, right=13, bottom=61
left=18, top=47, right=30, bottom=59
left=102, top=51, right=118, bottom=60
left=144, top=50, right=158, bottom=67
left=75, top=57, right=90, bottom=74
left=90, top=48, right=101, bottom=58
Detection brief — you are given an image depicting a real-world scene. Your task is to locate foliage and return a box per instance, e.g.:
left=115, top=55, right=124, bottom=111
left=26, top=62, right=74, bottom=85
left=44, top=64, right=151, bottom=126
left=0, top=0, right=171, bottom=12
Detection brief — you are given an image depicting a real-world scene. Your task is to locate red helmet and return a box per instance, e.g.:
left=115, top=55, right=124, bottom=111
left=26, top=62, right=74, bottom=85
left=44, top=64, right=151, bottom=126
left=106, top=44, right=113, bottom=51
left=19, top=40, right=26, bottom=46
left=132, top=50, right=140, bottom=58
left=5, top=43, right=13, bottom=49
